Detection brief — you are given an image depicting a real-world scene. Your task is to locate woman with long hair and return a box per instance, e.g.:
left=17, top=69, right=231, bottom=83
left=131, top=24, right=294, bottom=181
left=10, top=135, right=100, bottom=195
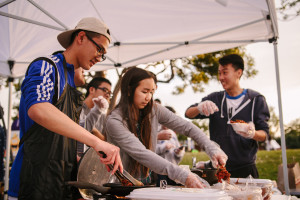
left=104, top=67, right=227, bottom=188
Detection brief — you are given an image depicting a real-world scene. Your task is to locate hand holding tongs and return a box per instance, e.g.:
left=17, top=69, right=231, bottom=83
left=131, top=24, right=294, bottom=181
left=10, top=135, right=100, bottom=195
left=99, top=151, right=144, bottom=186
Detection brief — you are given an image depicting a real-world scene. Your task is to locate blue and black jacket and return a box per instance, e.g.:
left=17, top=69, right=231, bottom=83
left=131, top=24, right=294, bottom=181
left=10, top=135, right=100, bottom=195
left=185, top=89, right=270, bottom=171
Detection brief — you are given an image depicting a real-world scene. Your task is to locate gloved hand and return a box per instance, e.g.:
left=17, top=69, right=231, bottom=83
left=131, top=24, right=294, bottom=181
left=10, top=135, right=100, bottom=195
left=235, top=122, right=255, bottom=139
left=203, top=141, right=228, bottom=168
left=157, top=130, right=172, bottom=140
left=165, top=143, right=175, bottom=150
left=197, top=100, right=219, bottom=116
left=184, top=172, right=210, bottom=188
left=92, top=96, right=109, bottom=113
left=174, top=146, right=185, bottom=157
left=195, top=160, right=212, bottom=169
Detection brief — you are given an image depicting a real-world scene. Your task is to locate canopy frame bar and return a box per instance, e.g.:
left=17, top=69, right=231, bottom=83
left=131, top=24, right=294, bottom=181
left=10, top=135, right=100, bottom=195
left=273, top=40, right=290, bottom=195
left=108, top=17, right=270, bottom=66
left=0, top=11, right=65, bottom=31
left=113, top=39, right=268, bottom=46
left=0, top=0, right=15, bottom=8
left=27, top=0, right=69, bottom=30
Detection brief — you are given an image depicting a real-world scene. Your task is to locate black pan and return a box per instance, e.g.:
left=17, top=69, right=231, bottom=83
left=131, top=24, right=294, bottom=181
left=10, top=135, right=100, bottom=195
left=74, top=148, right=154, bottom=197
left=68, top=181, right=154, bottom=196
left=191, top=168, right=218, bottom=185
left=103, top=183, right=154, bottom=196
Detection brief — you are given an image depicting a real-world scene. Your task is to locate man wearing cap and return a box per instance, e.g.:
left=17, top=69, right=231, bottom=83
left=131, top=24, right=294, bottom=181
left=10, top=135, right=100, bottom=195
left=8, top=17, right=123, bottom=200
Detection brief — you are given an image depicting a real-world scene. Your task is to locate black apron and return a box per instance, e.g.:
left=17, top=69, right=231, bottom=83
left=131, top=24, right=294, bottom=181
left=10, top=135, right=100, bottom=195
left=19, top=57, right=84, bottom=200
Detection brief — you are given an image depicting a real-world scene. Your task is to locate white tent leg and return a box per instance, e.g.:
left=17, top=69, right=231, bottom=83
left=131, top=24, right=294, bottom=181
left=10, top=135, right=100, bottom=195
left=273, top=41, right=290, bottom=195
left=4, top=80, right=13, bottom=200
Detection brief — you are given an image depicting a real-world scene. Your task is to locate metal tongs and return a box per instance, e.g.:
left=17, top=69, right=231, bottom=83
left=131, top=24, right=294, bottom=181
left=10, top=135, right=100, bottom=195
left=99, top=151, right=144, bottom=186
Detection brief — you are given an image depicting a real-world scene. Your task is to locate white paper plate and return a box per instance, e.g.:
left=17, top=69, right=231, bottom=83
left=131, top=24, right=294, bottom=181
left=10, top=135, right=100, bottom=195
left=230, top=178, right=273, bottom=185
left=230, top=122, right=248, bottom=133
left=126, top=187, right=232, bottom=200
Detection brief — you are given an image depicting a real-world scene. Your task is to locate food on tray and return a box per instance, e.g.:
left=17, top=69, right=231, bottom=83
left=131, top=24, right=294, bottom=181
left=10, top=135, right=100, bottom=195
left=230, top=178, right=274, bottom=200
left=212, top=178, right=274, bottom=200
left=121, top=179, right=134, bottom=186
left=230, top=120, right=249, bottom=133
left=115, top=195, right=129, bottom=199
left=230, top=119, right=247, bottom=124
left=215, top=166, right=231, bottom=183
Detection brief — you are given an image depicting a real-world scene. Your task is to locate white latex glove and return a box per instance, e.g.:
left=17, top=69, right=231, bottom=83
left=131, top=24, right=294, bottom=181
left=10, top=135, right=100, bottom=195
left=157, top=130, right=172, bottom=140
left=197, top=100, right=219, bottom=116
left=195, top=160, right=211, bottom=169
left=92, top=95, right=109, bottom=113
left=174, top=147, right=185, bottom=157
left=185, top=172, right=210, bottom=188
left=165, top=143, right=175, bottom=150
left=235, top=122, right=255, bottom=139
left=203, top=141, right=228, bottom=168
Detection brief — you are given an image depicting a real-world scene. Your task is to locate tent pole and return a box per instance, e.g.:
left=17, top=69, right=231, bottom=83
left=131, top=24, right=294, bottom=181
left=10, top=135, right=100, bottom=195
left=4, top=78, right=13, bottom=200
left=273, top=40, right=290, bottom=195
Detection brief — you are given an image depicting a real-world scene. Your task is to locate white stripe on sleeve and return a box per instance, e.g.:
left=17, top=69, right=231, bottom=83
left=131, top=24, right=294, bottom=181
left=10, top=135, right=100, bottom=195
left=37, top=61, right=54, bottom=102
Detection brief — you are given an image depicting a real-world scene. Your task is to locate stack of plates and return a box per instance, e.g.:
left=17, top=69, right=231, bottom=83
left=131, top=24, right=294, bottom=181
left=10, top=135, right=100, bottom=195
left=126, top=187, right=232, bottom=200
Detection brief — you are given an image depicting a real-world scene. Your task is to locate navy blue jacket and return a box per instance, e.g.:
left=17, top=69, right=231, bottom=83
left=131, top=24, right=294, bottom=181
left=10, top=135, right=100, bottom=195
left=185, top=89, right=270, bottom=171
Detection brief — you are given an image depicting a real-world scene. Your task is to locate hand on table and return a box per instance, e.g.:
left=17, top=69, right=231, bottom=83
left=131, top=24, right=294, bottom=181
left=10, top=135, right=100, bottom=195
left=185, top=172, right=209, bottom=188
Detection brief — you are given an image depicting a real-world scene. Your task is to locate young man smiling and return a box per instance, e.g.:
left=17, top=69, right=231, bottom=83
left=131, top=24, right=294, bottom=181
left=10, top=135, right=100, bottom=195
left=8, top=17, right=123, bottom=200
left=185, top=54, right=270, bottom=178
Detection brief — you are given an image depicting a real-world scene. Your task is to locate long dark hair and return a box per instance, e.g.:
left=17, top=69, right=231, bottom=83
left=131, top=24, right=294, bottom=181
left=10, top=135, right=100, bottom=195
left=117, top=67, right=156, bottom=177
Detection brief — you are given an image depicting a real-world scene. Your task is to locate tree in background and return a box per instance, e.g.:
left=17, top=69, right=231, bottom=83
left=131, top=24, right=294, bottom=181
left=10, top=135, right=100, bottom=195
left=144, top=47, right=256, bottom=95
left=277, top=118, right=300, bottom=149
left=1, top=47, right=257, bottom=121
left=277, top=0, right=300, bottom=20
left=268, top=106, right=280, bottom=139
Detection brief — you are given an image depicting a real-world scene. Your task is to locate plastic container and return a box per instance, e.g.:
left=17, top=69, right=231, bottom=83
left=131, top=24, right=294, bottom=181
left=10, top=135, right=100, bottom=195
left=230, top=122, right=248, bottom=133
left=126, top=187, right=232, bottom=200
left=230, top=178, right=273, bottom=200
left=226, top=186, right=262, bottom=200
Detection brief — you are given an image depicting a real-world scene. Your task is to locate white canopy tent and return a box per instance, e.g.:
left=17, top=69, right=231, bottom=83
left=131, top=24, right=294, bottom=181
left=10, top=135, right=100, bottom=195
left=0, top=0, right=290, bottom=197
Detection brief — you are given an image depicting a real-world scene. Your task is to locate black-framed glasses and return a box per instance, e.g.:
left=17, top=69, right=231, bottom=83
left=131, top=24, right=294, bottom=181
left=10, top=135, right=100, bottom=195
left=97, top=87, right=112, bottom=97
left=85, top=34, right=106, bottom=62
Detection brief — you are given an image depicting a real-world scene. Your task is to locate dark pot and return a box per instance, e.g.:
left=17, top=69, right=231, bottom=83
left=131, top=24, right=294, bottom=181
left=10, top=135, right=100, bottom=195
left=67, top=181, right=154, bottom=197
left=191, top=168, right=218, bottom=185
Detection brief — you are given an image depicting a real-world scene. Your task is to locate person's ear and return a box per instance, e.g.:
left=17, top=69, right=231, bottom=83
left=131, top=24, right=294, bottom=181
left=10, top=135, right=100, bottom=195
left=77, top=31, right=85, bottom=44
left=89, top=87, right=96, bottom=95
left=237, top=69, right=243, bottom=79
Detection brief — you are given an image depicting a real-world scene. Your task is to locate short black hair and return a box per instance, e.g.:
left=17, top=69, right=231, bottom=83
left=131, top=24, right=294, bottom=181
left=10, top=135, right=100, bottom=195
left=154, top=98, right=161, bottom=104
left=165, top=106, right=176, bottom=113
left=70, top=30, right=101, bottom=47
left=85, top=77, right=111, bottom=98
left=219, top=54, right=244, bottom=71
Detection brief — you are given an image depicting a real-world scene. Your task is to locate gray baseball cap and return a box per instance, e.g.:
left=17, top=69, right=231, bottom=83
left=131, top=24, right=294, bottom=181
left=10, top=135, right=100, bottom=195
left=57, top=17, right=111, bottom=49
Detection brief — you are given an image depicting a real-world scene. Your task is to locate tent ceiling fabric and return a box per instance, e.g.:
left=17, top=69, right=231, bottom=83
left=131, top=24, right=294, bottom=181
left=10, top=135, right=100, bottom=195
left=0, top=0, right=278, bottom=78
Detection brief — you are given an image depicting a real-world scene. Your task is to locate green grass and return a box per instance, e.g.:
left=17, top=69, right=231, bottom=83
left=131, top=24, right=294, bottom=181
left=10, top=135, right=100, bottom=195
left=179, top=149, right=300, bottom=181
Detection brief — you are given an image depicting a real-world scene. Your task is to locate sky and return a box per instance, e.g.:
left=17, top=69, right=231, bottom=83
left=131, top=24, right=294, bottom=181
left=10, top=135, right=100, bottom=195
left=0, top=2, right=299, bottom=133
left=152, top=15, right=300, bottom=125
left=108, top=14, right=300, bottom=127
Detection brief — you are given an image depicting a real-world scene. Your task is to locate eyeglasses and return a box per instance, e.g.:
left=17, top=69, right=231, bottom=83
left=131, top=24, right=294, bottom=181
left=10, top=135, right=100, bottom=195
left=85, top=34, right=106, bottom=62
left=97, top=87, right=112, bottom=97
